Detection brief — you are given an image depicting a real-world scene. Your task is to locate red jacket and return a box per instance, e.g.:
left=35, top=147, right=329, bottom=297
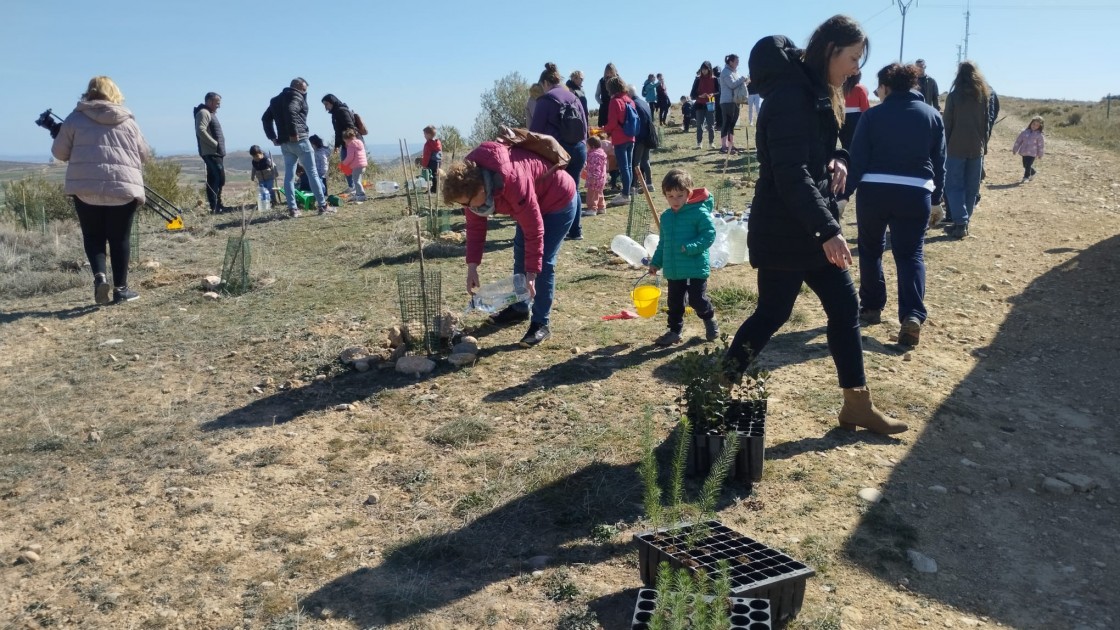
left=603, top=94, right=637, bottom=145
left=844, top=84, right=870, bottom=113
left=463, top=142, right=576, bottom=274
left=421, top=138, right=442, bottom=167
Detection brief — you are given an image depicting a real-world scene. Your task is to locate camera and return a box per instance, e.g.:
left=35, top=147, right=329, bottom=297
left=35, top=109, right=62, bottom=139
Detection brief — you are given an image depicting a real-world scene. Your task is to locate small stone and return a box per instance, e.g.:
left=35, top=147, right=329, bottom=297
left=1042, top=477, right=1074, bottom=495
left=525, top=555, right=552, bottom=570
left=387, top=326, right=404, bottom=348
left=447, top=353, right=477, bottom=368
left=251, top=386, right=263, bottom=394
left=956, top=485, right=973, bottom=495
left=841, top=606, right=864, bottom=627
left=571, top=347, right=581, bottom=354
left=997, top=477, right=1012, bottom=490
left=354, top=360, right=370, bottom=372
left=889, top=333, right=899, bottom=342
left=86, top=431, right=102, bottom=444
left=1054, top=473, right=1098, bottom=492
left=141, top=260, right=161, bottom=269
left=928, top=485, right=948, bottom=494
left=24, top=544, right=42, bottom=553
left=16, top=550, right=41, bottom=564
left=259, top=581, right=275, bottom=588
left=451, top=340, right=479, bottom=355
left=907, top=549, right=938, bottom=573
left=979, top=283, right=994, bottom=292
left=531, top=570, right=544, bottom=577
left=313, top=374, right=327, bottom=382
left=858, top=488, right=883, bottom=504
left=203, top=291, right=220, bottom=300
left=960, top=458, right=980, bottom=468
left=338, top=346, right=370, bottom=365
left=332, top=404, right=353, bottom=412
left=99, top=339, right=124, bottom=346
left=319, top=608, right=335, bottom=620
left=201, top=275, right=222, bottom=290
left=364, top=493, right=380, bottom=505
left=396, top=356, right=436, bottom=375
left=903, top=352, right=912, bottom=362
left=389, top=345, right=408, bottom=362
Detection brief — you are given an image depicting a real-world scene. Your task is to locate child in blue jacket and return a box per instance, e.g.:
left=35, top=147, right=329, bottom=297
left=648, top=168, right=719, bottom=346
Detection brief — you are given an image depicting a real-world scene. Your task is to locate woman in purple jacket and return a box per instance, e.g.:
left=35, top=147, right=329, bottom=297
left=52, top=76, right=150, bottom=306
left=530, top=62, right=588, bottom=241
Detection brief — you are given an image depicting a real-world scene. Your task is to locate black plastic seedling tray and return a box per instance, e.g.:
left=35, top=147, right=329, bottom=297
left=688, top=400, right=767, bottom=485
left=634, top=520, right=813, bottom=627
left=631, top=588, right=774, bottom=629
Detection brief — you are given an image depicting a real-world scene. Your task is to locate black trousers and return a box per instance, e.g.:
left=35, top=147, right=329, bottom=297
left=202, top=155, right=225, bottom=211
left=1022, top=156, right=1037, bottom=179
left=666, top=278, right=715, bottom=333
left=727, top=264, right=866, bottom=388
left=74, top=197, right=138, bottom=288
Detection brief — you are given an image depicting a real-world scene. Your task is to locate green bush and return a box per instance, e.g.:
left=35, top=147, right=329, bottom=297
left=1066, top=112, right=1083, bottom=126
left=1, top=174, right=73, bottom=225
left=142, top=155, right=186, bottom=207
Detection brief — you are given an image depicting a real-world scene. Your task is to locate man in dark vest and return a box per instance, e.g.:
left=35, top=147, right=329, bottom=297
left=915, top=59, right=940, bottom=112
left=194, top=92, right=227, bottom=213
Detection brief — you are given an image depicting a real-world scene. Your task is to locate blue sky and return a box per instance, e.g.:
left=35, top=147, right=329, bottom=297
left=4, top=0, right=1118, bottom=161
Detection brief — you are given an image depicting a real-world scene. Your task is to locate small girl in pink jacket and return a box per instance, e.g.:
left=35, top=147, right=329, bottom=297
left=1012, top=116, right=1045, bottom=184
left=583, top=136, right=609, bottom=214
left=341, top=128, right=368, bottom=201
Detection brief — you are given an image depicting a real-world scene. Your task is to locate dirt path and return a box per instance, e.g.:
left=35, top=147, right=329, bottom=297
left=1, top=113, right=1118, bottom=630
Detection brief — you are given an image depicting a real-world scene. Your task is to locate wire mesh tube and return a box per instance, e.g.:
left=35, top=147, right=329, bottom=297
left=396, top=269, right=443, bottom=353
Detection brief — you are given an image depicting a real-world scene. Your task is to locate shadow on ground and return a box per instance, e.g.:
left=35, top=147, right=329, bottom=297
left=843, top=234, right=1120, bottom=628
left=0, top=304, right=100, bottom=324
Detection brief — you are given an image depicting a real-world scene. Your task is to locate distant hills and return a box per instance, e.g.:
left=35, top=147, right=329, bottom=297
left=0, top=143, right=420, bottom=168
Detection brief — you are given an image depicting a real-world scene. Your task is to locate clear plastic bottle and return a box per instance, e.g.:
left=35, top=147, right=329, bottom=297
left=727, top=219, right=749, bottom=265
left=375, top=181, right=399, bottom=194
left=473, top=274, right=530, bottom=313
left=642, top=233, right=660, bottom=259
left=611, top=234, right=650, bottom=267
left=709, top=234, right=730, bottom=270
left=257, top=196, right=268, bottom=214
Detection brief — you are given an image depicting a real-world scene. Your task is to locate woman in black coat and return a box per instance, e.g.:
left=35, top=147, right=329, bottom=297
left=321, top=93, right=356, bottom=187
left=725, top=15, right=907, bottom=435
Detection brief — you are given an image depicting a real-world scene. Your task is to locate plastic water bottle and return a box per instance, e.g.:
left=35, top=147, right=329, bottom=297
left=642, top=234, right=660, bottom=258
left=375, top=181, right=399, bottom=194
left=408, top=177, right=428, bottom=190
left=473, top=274, right=530, bottom=313
left=709, top=234, right=730, bottom=270
left=727, top=219, right=749, bottom=265
left=611, top=234, right=650, bottom=267
left=257, top=196, right=268, bottom=214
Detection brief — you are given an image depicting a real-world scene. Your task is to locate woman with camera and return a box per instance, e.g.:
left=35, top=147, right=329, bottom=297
left=52, top=76, right=150, bottom=305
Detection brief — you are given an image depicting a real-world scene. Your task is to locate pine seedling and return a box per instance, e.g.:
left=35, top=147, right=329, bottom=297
left=640, top=409, right=664, bottom=529
left=666, top=413, right=691, bottom=525
left=690, top=435, right=739, bottom=545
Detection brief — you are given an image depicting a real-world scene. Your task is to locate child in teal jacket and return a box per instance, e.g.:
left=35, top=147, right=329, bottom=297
left=648, top=168, right=719, bottom=346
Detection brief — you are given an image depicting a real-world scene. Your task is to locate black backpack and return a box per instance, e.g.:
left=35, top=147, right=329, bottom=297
left=635, top=100, right=660, bottom=149
left=552, top=95, right=587, bottom=145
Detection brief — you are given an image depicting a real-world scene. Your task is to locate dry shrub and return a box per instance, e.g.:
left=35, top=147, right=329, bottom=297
left=0, top=219, right=87, bottom=298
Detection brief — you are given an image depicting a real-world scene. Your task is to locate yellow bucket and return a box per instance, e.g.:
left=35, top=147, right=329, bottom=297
left=631, top=284, right=662, bottom=318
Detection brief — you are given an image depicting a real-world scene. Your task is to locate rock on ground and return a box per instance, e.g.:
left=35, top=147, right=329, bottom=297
left=907, top=549, right=938, bottom=573
left=396, top=356, right=436, bottom=375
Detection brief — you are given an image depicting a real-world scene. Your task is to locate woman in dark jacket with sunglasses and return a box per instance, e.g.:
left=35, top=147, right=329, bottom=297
left=724, top=15, right=907, bottom=435
left=443, top=142, right=578, bottom=348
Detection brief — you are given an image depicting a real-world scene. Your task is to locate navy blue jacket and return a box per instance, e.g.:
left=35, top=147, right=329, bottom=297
left=262, top=87, right=309, bottom=142
left=746, top=35, right=848, bottom=271
left=846, top=90, right=946, bottom=205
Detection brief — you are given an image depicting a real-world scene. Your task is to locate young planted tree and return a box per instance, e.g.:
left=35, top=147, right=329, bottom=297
left=468, top=72, right=531, bottom=145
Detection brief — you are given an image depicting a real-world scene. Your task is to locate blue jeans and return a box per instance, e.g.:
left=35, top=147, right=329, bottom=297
left=511, top=193, right=578, bottom=325
left=614, top=142, right=635, bottom=197
left=340, top=144, right=353, bottom=188
left=633, top=142, right=652, bottom=188
left=945, top=155, right=983, bottom=225
left=856, top=183, right=930, bottom=324
left=281, top=138, right=326, bottom=209
left=257, top=178, right=274, bottom=202
left=201, top=155, right=225, bottom=211
left=727, top=264, right=865, bottom=388
left=562, top=141, right=587, bottom=238
left=695, top=107, right=716, bottom=144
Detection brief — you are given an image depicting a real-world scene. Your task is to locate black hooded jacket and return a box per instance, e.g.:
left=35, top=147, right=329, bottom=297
left=747, top=35, right=848, bottom=271
left=322, top=94, right=356, bottom=149
left=262, top=87, right=309, bottom=142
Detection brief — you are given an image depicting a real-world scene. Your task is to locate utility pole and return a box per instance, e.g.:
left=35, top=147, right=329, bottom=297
left=896, top=0, right=919, bottom=62
left=962, top=0, right=972, bottom=60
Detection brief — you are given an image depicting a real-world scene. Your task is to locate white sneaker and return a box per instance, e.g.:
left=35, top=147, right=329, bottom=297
left=607, top=195, right=630, bottom=207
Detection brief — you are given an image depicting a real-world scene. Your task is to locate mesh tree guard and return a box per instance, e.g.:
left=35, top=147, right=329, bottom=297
left=220, top=236, right=252, bottom=295
left=396, top=269, right=442, bottom=354
left=626, top=193, right=654, bottom=243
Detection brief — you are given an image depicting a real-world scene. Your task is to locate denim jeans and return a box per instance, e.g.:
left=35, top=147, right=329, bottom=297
left=695, top=107, right=715, bottom=144
left=856, top=183, right=930, bottom=325
left=257, top=178, right=274, bottom=202
left=281, top=138, right=326, bottom=208
left=614, top=142, right=635, bottom=197
left=727, top=264, right=866, bottom=388
left=633, top=142, right=651, bottom=188
left=511, top=193, right=578, bottom=325
left=945, top=155, right=983, bottom=225
left=201, top=155, right=225, bottom=211
left=562, top=141, right=587, bottom=237
left=351, top=166, right=366, bottom=198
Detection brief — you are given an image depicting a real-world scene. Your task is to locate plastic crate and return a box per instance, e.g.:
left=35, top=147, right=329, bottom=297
left=688, top=400, right=766, bottom=486
left=630, top=588, right=773, bottom=629
left=634, top=521, right=813, bottom=627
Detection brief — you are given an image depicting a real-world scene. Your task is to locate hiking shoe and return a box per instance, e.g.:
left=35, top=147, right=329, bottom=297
left=898, top=317, right=922, bottom=347
left=488, top=305, right=529, bottom=326
left=94, top=273, right=112, bottom=305
left=288, top=207, right=302, bottom=218
left=564, top=234, right=583, bottom=241
left=709, top=143, right=716, bottom=150
left=654, top=330, right=682, bottom=347
left=580, top=210, right=599, bottom=217
left=112, top=286, right=139, bottom=303
left=519, top=322, right=551, bottom=347
left=859, top=309, right=882, bottom=326
left=947, top=223, right=969, bottom=239
left=318, top=205, right=337, bottom=215
left=703, top=318, right=720, bottom=341
left=718, top=146, right=730, bottom=154
left=607, top=195, right=630, bottom=207
left=695, top=143, right=702, bottom=149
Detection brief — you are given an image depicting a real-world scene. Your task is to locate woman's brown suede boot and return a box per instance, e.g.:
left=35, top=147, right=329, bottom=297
left=838, top=387, right=909, bottom=435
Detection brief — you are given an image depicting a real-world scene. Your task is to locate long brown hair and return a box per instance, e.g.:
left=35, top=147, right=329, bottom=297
left=952, top=61, right=990, bottom=104
left=803, top=15, right=869, bottom=125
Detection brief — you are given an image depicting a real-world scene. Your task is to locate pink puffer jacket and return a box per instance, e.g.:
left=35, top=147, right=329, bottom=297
left=52, top=100, right=150, bottom=205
